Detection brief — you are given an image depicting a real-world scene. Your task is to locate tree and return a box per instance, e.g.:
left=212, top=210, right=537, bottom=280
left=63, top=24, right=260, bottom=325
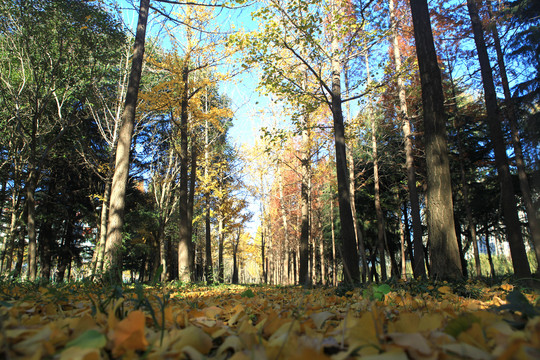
left=466, top=0, right=531, bottom=278
left=408, top=0, right=462, bottom=280
left=389, top=0, right=426, bottom=278
left=104, top=0, right=150, bottom=282
left=0, top=0, right=125, bottom=280
left=487, top=2, right=540, bottom=270
left=232, top=0, right=383, bottom=282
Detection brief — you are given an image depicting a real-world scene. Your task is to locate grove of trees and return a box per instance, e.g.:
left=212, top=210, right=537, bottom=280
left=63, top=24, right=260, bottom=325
left=0, top=0, right=538, bottom=285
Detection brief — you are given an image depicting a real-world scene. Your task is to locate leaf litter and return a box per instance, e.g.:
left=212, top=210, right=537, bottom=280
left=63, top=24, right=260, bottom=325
left=0, top=281, right=539, bottom=359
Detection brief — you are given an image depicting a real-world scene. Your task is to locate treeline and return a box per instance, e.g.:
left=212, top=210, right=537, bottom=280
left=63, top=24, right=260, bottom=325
left=0, top=0, right=251, bottom=283
left=241, top=0, right=539, bottom=285
left=0, top=0, right=538, bottom=285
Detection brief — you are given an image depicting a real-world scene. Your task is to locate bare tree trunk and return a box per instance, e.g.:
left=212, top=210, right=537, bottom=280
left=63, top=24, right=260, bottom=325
left=278, top=170, right=290, bottom=284
left=93, top=177, right=111, bottom=275
left=372, top=119, right=387, bottom=281
left=331, top=45, right=360, bottom=283
left=26, top=168, right=37, bottom=281
left=177, top=62, right=192, bottom=283
left=298, top=114, right=311, bottom=285
left=485, top=220, right=495, bottom=278
left=488, top=3, right=540, bottom=270
left=330, top=198, right=337, bottom=286
left=409, top=0, right=462, bottom=280
left=399, top=206, right=407, bottom=280
left=218, top=217, right=224, bottom=283
left=390, top=0, right=426, bottom=278
left=187, top=132, right=197, bottom=282
left=348, top=150, right=368, bottom=282
left=104, top=0, right=150, bottom=282
left=467, top=0, right=531, bottom=278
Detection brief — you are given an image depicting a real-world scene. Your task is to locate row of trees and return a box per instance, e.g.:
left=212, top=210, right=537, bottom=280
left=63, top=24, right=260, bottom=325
left=240, top=0, right=539, bottom=285
left=0, top=0, right=538, bottom=285
left=0, top=0, right=254, bottom=283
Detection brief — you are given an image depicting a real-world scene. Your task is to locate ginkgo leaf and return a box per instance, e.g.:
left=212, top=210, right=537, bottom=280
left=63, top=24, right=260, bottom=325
left=110, top=310, right=148, bottom=356
left=441, top=343, right=493, bottom=360
left=65, top=329, right=106, bottom=349
left=171, top=326, right=213, bottom=354
left=387, top=332, right=432, bottom=355
left=310, top=311, right=335, bottom=330
left=60, top=346, right=100, bottom=360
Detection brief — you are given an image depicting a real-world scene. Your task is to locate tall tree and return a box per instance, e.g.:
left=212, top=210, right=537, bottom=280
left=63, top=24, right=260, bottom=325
left=233, top=0, right=374, bottom=282
left=104, top=0, right=150, bottom=281
left=487, top=2, right=540, bottom=270
left=408, top=0, right=462, bottom=279
left=389, top=0, right=426, bottom=278
left=466, top=0, right=531, bottom=278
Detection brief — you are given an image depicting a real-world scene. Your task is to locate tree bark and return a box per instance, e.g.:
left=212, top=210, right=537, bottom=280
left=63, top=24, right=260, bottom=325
left=372, top=119, right=387, bottom=281
left=26, top=168, right=38, bottom=281
left=409, top=0, right=462, bottom=280
left=104, top=0, right=150, bottom=282
left=177, top=64, right=191, bottom=283
left=331, top=198, right=337, bottom=286
left=390, top=0, right=426, bottom=278
left=466, top=0, right=531, bottom=278
left=331, top=38, right=360, bottom=283
left=187, top=141, right=197, bottom=281
left=93, top=177, right=111, bottom=276
left=299, top=115, right=311, bottom=285
left=348, top=150, right=368, bottom=282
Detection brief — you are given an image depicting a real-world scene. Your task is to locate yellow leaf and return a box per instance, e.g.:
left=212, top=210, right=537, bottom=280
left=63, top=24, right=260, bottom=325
left=438, top=286, right=452, bottom=295
left=441, top=343, right=492, bottom=360
left=387, top=332, right=432, bottom=356
left=388, top=312, right=420, bottom=333
left=310, top=311, right=335, bottom=330
left=171, top=326, right=213, bottom=354
left=418, top=313, right=444, bottom=332
left=60, top=347, right=100, bottom=360
left=110, top=310, right=148, bottom=356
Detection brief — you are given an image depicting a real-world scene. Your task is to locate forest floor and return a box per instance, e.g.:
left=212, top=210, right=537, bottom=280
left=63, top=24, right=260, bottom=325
left=0, top=279, right=539, bottom=359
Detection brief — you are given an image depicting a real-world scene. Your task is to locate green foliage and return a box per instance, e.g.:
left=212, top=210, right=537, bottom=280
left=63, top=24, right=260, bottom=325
left=65, top=330, right=107, bottom=350
left=240, top=289, right=255, bottom=298
left=362, top=283, right=392, bottom=301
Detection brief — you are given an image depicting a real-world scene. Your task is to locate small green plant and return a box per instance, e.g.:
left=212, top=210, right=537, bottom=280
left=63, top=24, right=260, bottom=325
left=363, top=284, right=391, bottom=301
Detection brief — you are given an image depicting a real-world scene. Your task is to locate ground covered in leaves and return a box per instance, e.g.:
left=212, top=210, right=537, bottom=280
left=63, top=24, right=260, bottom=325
left=1, top=280, right=539, bottom=359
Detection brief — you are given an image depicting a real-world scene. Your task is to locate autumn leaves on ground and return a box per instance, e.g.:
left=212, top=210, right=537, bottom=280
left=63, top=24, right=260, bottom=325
left=1, top=280, right=539, bottom=360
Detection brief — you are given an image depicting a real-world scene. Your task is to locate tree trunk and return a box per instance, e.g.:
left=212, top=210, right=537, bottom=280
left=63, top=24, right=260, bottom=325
left=278, top=170, right=290, bottom=284
left=409, top=0, right=462, bottom=280
left=26, top=168, right=38, bottom=281
left=13, top=230, right=25, bottom=278
left=372, top=119, right=387, bottom=281
left=204, top=194, right=213, bottom=283
left=38, top=220, right=54, bottom=282
left=466, top=0, right=531, bottom=278
left=456, top=119, right=482, bottom=277
left=218, top=217, right=224, bottom=283
left=104, top=0, right=149, bottom=282
left=178, top=63, right=191, bottom=283
left=402, top=201, right=415, bottom=269
left=399, top=204, right=407, bottom=280
left=299, top=117, right=310, bottom=285
left=93, top=177, right=111, bottom=276
left=330, top=198, right=337, bottom=286
left=484, top=219, right=495, bottom=278
left=331, top=42, right=360, bottom=283
left=348, top=150, right=368, bottom=282
left=188, top=141, right=197, bottom=281
left=390, top=0, right=426, bottom=278
left=488, top=3, right=540, bottom=270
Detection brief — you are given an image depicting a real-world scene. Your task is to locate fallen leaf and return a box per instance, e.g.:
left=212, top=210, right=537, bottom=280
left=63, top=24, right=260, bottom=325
left=110, top=310, right=148, bottom=356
